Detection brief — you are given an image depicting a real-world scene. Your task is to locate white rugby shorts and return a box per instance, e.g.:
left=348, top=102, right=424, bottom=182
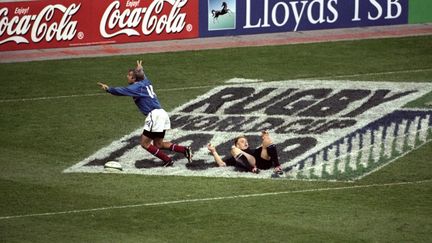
left=144, top=109, right=171, bottom=132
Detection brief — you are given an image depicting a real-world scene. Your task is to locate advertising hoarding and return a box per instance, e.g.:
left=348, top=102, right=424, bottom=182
left=200, top=0, right=408, bottom=37
left=0, top=0, right=199, bottom=51
left=0, top=0, right=418, bottom=52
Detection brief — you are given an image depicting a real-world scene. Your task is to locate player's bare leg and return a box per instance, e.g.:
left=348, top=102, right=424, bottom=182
left=230, top=146, right=258, bottom=173
left=260, top=146, right=271, bottom=160
left=153, top=138, right=193, bottom=163
left=141, top=135, right=173, bottom=167
left=261, top=131, right=282, bottom=174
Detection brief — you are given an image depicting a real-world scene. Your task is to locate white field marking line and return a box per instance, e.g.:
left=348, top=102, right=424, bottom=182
left=2, top=68, right=431, bottom=104
left=0, top=85, right=216, bottom=103
left=0, top=93, right=105, bottom=103
left=1, top=179, right=430, bottom=220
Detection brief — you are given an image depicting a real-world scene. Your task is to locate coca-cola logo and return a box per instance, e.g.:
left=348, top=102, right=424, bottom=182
left=100, top=0, right=190, bottom=38
left=0, top=4, right=80, bottom=45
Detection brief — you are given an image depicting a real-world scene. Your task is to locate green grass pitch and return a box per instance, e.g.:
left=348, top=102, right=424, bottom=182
left=0, top=36, right=431, bottom=242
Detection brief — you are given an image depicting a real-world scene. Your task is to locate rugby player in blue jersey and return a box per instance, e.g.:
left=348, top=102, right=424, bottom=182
left=98, top=60, right=192, bottom=167
left=207, top=131, right=282, bottom=174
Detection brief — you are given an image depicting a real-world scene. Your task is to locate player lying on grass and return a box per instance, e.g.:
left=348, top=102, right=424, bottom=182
left=207, top=131, right=283, bottom=174
left=98, top=60, right=192, bottom=167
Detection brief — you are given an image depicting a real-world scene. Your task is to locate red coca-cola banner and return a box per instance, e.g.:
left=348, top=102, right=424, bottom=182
left=0, top=0, right=199, bottom=51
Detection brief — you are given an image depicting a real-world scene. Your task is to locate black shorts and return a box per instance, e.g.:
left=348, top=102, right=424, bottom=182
left=253, top=147, right=275, bottom=170
left=143, top=130, right=166, bottom=139
left=255, top=157, right=273, bottom=170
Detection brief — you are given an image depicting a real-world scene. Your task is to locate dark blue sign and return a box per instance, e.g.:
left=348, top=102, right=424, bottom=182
left=200, top=0, right=408, bottom=37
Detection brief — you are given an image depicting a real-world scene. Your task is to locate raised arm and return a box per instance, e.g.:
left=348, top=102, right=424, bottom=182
left=136, top=60, right=143, bottom=71
left=207, top=144, right=226, bottom=167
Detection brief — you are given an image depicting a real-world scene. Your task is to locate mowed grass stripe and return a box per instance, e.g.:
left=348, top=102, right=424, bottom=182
left=0, top=85, right=217, bottom=103
left=1, top=179, right=430, bottom=220
left=0, top=68, right=431, bottom=103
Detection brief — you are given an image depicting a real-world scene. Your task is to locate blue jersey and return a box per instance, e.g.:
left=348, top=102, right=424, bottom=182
left=107, top=78, right=162, bottom=116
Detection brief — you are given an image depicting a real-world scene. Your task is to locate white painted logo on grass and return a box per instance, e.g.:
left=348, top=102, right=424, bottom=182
left=64, top=79, right=432, bottom=180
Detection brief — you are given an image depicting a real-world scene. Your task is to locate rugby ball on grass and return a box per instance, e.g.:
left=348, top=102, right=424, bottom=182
left=104, top=161, right=123, bottom=172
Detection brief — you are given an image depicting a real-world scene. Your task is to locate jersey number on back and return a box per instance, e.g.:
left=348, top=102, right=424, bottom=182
left=146, top=85, right=156, bottom=98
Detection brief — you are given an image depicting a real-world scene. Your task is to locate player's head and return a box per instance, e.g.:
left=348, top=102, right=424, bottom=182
left=127, top=69, right=136, bottom=84
left=234, top=135, right=249, bottom=150
left=127, top=68, right=145, bottom=84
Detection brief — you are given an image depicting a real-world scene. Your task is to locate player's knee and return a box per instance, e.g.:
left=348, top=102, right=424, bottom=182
left=153, top=141, right=163, bottom=149
left=141, top=140, right=151, bottom=149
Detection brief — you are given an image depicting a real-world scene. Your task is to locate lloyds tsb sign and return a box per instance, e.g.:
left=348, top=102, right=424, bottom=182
left=200, top=0, right=408, bottom=37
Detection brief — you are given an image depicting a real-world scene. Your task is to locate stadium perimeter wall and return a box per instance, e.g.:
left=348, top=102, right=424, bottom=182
left=0, top=0, right=430, bottom=52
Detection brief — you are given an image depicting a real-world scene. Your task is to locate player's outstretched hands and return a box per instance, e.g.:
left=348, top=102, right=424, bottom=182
left=261, top=130, right=270, bottom=140
left=136, top=60, right=143, bottom=70
left=207, top=143, right=217, bottom=154
left=97, top=82, right=109, bottom=91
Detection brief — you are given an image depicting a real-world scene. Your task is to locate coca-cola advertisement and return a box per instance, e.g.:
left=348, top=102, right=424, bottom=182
left=0, top=0, right=199, bottom=51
